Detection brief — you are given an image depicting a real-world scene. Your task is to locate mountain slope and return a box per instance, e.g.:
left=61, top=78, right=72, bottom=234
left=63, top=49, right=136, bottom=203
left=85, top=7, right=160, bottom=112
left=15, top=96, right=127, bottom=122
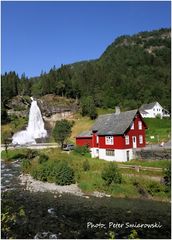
left=1, top=28, right=171, bottom=111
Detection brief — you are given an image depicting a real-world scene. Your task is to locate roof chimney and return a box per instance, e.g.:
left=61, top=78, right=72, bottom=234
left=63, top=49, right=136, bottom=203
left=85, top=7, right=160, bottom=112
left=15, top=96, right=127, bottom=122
left=115, top=106, right=120, bottom=115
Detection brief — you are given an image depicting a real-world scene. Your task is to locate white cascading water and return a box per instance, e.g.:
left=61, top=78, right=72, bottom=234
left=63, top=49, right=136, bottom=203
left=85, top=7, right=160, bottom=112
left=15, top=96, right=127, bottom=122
left=12, top=98, right=47, bottom=145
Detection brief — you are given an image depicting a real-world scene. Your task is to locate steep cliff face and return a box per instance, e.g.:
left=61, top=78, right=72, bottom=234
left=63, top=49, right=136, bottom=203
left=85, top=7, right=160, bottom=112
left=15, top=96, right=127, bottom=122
left=6, top=95, right=78, bottom=121
left=37, top=94, right=78, bottom=117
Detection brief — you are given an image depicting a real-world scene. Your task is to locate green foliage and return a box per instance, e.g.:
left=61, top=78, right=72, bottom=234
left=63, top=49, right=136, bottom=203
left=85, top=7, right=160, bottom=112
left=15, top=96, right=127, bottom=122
left=163, top=163, right=171, bottom=187
left=82, top=159, right=90, bottom=171
left=147, top=182, right=165, bottom=196
left=156, top=114, right=161, bottom=119
left=53, top=161, right=75, bottom=185
left=31, top=164, right=47, bottom=181
left=38, top=154, right=49, bottom=164
left=53, top=119, right=72, bottom=148
left=1, top=71, right=19, bottom=102
left=101, top=163, right=122, bottom=185
left=25, top=149, right=38, bottom=159
left=74, top=145, right=90, bottom=156
left=1, top=104, right=9, bottom=124
left=128, top=229, right=139, bottom=239
left=81, top=96, right=97, bottom=119
left=11, top=153, right=27, bottom=160
left=21, top=159, right=31, bottom=173
left=108, top=231, right=115, bottom=239
left=31, top=160, right=75, bottom=185
left=1, top=201, right=27, bottom=239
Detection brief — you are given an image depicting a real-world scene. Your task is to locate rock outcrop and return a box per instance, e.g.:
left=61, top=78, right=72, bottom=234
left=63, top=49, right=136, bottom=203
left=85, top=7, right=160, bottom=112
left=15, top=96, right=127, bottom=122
left=6, top=95, right=78, bottom=123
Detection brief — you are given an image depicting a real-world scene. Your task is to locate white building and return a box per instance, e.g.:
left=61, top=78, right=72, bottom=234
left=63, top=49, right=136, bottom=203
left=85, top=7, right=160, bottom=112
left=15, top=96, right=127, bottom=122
left=139, top=102, right=170, bottom=119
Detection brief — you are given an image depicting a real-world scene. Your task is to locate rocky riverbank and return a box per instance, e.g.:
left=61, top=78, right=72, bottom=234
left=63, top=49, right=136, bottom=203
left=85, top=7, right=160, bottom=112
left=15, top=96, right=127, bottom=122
left=18, top=174, right=111, bottom=198
left=19, top=174, right=84, bottom=196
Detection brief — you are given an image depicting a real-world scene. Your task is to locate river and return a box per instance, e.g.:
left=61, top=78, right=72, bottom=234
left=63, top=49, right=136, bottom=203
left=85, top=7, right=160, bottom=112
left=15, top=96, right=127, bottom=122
left=1, top=159, right=171, bottom=239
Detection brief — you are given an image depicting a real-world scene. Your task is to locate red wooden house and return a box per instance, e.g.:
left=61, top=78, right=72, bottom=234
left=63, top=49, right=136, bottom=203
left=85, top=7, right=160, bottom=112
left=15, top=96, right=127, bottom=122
left=76, top=109, right=147, bottom=162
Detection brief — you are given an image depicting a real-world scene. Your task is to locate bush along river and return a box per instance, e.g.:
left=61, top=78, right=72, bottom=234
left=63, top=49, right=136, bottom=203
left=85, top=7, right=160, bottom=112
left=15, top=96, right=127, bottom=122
left=1, top=159, right=171, bottom=239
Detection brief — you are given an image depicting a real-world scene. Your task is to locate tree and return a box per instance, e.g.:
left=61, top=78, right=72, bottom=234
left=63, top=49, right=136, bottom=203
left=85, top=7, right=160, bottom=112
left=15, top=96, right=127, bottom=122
left=1, top=104, right=9, bottom=124
left=55, top=80, right=65, bottom=96
left=80, top=96, right=97, bottom=119
left=53, top=120, right=72, bottom=148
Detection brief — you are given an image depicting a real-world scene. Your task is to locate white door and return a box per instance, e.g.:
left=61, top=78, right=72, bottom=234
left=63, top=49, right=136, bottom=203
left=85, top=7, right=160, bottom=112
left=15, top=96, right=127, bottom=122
left=132, top=136, right=137, bottom=148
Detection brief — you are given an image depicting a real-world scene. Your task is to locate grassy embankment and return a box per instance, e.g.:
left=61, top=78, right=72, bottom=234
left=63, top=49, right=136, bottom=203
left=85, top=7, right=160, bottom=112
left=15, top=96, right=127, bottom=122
left=144, top=118, right=171, bottom=144
left=2, top=148, right=170, bottom=201
left=1, top=116, right=28, bottom=143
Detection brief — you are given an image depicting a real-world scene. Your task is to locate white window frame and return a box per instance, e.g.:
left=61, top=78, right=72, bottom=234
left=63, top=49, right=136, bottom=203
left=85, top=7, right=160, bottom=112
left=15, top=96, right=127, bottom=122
left=139, top=135, right=143, bottom=144
left=125, top=135, right=130, bottom=145
left=131, top=122, right=134, bottom=130
left=106, top=149, right=115, bottom=156
left=105, top=136, right=114, bottom=145
left=138, top=121, right=142, bottom=130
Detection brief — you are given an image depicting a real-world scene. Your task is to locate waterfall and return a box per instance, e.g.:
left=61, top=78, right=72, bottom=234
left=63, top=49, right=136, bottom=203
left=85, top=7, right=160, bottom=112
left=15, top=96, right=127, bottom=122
left=12, top=98, right=47, bottom=145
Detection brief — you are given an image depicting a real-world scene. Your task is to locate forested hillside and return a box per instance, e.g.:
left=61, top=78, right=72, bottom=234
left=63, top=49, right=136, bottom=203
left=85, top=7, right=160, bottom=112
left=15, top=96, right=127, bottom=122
left=2, top=28, right=171, bottom=112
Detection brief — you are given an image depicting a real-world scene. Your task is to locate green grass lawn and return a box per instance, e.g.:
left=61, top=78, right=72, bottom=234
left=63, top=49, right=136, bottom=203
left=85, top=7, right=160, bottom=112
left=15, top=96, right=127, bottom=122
left=123, top=159, right=170, bottom=168
left=144, top=118, right=171, bottom=144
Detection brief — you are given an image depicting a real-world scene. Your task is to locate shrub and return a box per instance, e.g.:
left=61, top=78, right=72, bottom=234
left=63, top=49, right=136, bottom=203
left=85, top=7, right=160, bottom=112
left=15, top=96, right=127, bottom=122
left=82, top=159, right=90, bottom=171
left=101, top=163, right=122, bottom=185
left=38, top=154, right=49, bottom=164
left=147, top=182, right=164, bottom=196
left=74, top=145, right=90, bottom=156
left=156, top=114, right=161, bottom=119
left=26, top=149, right=38, bottom=159
left=11, top=153, right=26, bottom=160
left=21, top=159, right=31, bottom=173
left=31, top=164, right=52, bottom=182
left=128, top=229, right=139, bottom=239
left=31, top=160, right=75, bottom=185
left=53, top=161, right=75, bottom=185
left=163, top=163, right=171, bottom=187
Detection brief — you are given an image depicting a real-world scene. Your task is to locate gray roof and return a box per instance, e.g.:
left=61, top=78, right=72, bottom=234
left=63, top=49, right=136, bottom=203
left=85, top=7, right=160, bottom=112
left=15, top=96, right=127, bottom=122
left=76, top=130, right=92, bottom=138
left=139, top=102, right=157, bottom=111
left=92, top=109, right=138, bottom=135
left=139, top=109, right=149, bottom=114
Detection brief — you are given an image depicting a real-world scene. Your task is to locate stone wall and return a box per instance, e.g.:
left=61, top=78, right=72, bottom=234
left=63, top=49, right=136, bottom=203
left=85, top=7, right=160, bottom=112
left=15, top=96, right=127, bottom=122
left=134, top=149, right=171, bottom=160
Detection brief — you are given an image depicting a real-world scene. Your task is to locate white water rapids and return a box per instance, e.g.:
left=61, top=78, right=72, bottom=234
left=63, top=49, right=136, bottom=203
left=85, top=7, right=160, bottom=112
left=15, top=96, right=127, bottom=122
left=12, top=99, right=47, bottom=145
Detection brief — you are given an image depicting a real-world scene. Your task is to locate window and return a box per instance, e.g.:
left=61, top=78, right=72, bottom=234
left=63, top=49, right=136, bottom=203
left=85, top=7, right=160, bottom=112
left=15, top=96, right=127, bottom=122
left=153, top=108, right=155, bottom=111
left=131, top=122, right=134, bottom=130
left=125, top=135, right=130, bottom=145
left=139, top=135, right=143, bottom=144
left=105, top=136, right=114, bottom=145
left=96, top=136, right=99, bottom=144
left=106, top=149, right=115, bottom=156
left=138, top=121, right=142, bottom=130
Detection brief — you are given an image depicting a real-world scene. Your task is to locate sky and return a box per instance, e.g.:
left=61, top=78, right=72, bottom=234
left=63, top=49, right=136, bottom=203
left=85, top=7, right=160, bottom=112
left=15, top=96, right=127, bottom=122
left=1, top=1, right=171, bottom=78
